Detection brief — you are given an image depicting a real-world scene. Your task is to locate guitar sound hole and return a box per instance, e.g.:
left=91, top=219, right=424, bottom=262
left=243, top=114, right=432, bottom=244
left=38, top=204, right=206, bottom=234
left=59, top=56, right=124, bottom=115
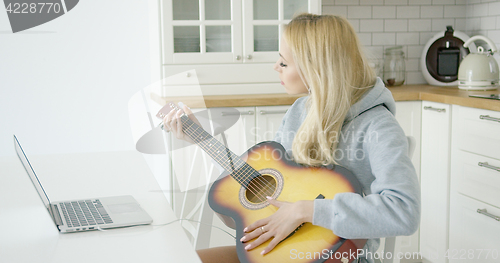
left=245, top=175, right=277, bottom=204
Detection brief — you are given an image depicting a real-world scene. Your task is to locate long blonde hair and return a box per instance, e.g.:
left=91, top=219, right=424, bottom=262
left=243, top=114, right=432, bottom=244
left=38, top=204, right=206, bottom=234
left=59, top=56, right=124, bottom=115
left=285, top=13, right=376, bottom=166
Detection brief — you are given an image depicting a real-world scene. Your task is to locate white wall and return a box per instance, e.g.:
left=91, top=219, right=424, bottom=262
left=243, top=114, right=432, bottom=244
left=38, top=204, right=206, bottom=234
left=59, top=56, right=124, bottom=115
left=0, top=0, right=161, bottom=156
left=322, top=0, right=500, bottom=85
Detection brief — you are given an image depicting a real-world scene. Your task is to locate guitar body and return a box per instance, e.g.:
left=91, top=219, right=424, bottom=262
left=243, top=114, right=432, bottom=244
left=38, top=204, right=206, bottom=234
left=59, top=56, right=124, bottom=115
left=208, top=141, right=366, bottom=263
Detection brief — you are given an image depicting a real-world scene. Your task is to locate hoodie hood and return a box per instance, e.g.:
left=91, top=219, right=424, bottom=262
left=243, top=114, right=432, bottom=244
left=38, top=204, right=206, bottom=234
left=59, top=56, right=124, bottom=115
left=344, top=77, right=396, bottom=123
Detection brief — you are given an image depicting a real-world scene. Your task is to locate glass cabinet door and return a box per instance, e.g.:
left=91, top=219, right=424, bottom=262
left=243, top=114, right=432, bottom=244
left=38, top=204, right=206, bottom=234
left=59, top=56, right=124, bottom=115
left=162, top=0, right=242, bottom=64
left=243, top=0, right=320, bottom=63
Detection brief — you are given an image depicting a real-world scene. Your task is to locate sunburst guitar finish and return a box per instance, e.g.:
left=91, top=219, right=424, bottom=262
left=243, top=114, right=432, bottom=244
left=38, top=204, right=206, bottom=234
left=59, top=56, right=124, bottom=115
left=209, top=142, right=365, bottom=263
left=157, top=103, right=366, bottom=263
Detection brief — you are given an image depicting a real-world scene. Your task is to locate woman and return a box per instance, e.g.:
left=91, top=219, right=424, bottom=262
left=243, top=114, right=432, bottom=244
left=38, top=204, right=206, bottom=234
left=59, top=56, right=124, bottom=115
left=163, top=13, right=420, bottom=263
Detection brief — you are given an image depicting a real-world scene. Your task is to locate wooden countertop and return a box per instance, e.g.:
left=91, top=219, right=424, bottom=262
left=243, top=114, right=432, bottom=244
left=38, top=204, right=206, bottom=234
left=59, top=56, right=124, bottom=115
left=152, top=84, right=500, bottom=111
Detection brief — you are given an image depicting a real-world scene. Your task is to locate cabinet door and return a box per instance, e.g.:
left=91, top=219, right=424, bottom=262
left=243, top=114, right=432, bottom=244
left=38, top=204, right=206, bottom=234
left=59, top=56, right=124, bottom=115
left=162, top=0, right=242, bottom=64
left=255, top=105, right=289, bottom=143
left=449, top=192, right=500, bottom=263
left=420, top=101, right=452, bottom=263
left=242, top=0, right=321, bottom=63
left=388, top=101, right=422, bottom=262
left=222, top=106, right=257, bottom=156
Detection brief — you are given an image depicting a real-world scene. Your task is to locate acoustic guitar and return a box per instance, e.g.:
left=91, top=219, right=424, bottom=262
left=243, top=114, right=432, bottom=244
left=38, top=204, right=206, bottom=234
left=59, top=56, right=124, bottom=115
left=158, top=103, right=366, bottom=263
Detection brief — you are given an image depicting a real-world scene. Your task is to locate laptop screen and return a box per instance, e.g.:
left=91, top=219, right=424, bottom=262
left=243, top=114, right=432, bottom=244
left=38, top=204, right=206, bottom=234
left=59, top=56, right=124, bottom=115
left=13, top=135, right=53, bottom=216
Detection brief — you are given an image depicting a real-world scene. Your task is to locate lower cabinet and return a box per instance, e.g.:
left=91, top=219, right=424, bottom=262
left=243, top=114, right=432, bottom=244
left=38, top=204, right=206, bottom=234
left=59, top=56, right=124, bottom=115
left=448, top=105, right=500, bottom=263
left=419, top=101, right=452, bottom=263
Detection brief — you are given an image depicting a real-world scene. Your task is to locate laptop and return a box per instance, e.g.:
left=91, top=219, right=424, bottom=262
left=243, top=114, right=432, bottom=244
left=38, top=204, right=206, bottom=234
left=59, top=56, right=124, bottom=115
left=13, top=135, right=153, bottom=233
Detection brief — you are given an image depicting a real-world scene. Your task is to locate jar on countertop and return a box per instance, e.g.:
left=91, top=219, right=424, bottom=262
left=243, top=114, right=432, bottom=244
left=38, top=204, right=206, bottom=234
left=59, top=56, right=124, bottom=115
left=383, top=46, right=406, bottom=86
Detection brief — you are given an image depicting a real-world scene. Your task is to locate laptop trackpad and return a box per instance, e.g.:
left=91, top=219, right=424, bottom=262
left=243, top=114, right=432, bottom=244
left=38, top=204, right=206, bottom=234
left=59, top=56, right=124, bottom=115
left=107, top=203, right=141, bottom=214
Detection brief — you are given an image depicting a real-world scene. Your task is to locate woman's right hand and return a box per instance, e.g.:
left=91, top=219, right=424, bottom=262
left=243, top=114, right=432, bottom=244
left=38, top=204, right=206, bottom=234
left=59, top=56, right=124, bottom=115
left=162, top=104, right=202, bottom=144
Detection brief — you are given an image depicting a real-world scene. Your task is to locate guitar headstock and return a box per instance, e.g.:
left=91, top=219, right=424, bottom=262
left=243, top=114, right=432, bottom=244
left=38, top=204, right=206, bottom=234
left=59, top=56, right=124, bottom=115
left=156, top=102, right=184, bottom=119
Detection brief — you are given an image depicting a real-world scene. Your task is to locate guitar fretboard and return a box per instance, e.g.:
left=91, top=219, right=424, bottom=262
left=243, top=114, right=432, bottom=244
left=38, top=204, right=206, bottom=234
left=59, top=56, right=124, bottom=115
left=180, top=115, right=259, bottom=187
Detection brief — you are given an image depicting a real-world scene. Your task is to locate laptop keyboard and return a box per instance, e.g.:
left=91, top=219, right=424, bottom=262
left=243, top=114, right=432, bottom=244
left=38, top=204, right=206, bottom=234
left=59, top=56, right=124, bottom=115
left=60, top=199, right=113, bottom=228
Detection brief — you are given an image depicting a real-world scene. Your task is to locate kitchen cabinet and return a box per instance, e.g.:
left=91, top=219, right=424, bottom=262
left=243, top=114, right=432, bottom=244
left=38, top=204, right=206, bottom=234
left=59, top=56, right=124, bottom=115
left=161, top=0, right=320, bottom=65
left=448, top=105, right=500, bottom=263
left=159, top=0, right=321, bottom=96
left=420, top=101, right=452, bottom=263
left=386, top=101, right=422, bottom=263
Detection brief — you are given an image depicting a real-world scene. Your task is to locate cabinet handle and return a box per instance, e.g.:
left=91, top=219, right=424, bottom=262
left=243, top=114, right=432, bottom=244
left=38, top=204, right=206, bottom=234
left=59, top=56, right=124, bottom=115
left=246, top=55, right=253, bottom=60
left=186, top=72, right=191, bottom=77
left=235, top=55, right=241, bottom=60
left=259, top=110, right=287, bottom=115
left=221, top=111, right=254, bottom=116
left=478, top=162, right=500, bottom=172
left=423, top=106, right=446, bottom=112
left=479, top=115, right=500, bottom=123
left=477, top=209, right=500, bottom=222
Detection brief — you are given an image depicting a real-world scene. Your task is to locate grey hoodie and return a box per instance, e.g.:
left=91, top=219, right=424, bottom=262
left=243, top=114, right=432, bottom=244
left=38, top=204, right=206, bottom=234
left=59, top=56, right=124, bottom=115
left=274, top=77, right=420, bottom=262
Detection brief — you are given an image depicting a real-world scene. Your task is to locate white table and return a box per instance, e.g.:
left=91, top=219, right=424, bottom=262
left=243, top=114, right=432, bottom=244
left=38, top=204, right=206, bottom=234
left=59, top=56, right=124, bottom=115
left=0, top=150, right=201, bottom=263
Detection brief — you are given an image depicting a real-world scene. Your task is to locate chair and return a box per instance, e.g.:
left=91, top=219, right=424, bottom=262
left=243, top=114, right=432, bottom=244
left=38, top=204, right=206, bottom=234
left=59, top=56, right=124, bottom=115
left=378, top=136, right=416, bottom=263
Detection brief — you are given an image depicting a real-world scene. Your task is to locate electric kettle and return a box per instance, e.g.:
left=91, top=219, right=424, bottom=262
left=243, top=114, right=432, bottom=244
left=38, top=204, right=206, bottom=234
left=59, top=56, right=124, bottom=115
left=458, top=35, right=499, bottom=90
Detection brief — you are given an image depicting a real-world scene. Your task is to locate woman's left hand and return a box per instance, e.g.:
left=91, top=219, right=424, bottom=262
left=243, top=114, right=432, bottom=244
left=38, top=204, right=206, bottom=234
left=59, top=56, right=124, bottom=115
left=240, top=197, right=314, bottom=255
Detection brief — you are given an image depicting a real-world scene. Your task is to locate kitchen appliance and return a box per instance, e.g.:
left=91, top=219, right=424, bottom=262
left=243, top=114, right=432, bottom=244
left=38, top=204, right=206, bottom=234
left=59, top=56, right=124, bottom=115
left=458, top=35, right=500, bottom=90
left=421, top=26, right=474, bottom=86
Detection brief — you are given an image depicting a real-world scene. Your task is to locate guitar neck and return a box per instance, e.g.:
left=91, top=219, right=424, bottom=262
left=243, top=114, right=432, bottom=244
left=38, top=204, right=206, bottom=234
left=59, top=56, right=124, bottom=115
left=179, top=115, right=256, bottom=186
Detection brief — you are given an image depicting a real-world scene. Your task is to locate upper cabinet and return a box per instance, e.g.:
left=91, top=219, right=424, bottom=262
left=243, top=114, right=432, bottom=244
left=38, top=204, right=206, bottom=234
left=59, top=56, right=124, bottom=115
left=161, top=0, right=321, bottom=65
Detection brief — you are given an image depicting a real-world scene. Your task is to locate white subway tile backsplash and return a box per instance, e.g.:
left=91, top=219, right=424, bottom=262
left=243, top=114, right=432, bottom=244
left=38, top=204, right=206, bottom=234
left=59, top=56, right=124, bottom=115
left=373, top=32, right=397, bottom=45
left=406, top=58, right=420, bottom=71
left=364, top=46, right=385, bottom=59
left=361, top=19, right=384, bottom=32
left=348, top=6, right=373, bottom=18
left=397, top=32, right=420, bottom=45
left=385, top=19, right=409, bottom=31
left=373, top=6, right=396, bottom=18
left=360, top=0, right=384, bottom=5
left=321, top=0, right=500, bottom=86
left=397, top=6, right=421, bottom=18
left=481, top=16, right=497, bottom=30
left=409, top=0, right=432, bottom=5
left=385, top=0, right=409, bottom=5
left=488, top=30, right=500, bottom=43
left=420, top=32, right=436, bottom=45
left=432, top=18, right=455, bottom=31
left=432, top=0, right=455, bottom=5
left=349, top=19, right=361, bottom=31
left=489, top=2, right=500, bottom=16
left=336, top=0, right=359, bottom=5
left=466, top=17, right=481, bottom=31
left=444, top=5, right=466, bottom=18
left=323, top=5, right=348, bottom=16
left=357, top=33, right=373, bottom=46
left=420, top=5, right=444, bottom=18
left=406, top=71, right=426, bottom=84
left=407, top=45, right=425, bottom=58
left=455, top=18, right=467, bottom=31
left=409, top=19, right=432, bottom=32
left=472, top=3, right=489, bottom=17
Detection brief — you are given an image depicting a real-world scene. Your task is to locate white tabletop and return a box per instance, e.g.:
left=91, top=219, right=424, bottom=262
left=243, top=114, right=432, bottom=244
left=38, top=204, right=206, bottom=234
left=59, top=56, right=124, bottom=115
left=0, top=150, right=201, bottom=263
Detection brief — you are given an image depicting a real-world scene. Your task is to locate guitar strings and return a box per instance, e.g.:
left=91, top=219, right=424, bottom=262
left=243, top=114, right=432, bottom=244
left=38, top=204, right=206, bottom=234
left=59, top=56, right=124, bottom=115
left=181, top=117, right=274, bottom=202
left=180, top=115, right=276, bottom=202
left=167, top=104, right=275, bottom=201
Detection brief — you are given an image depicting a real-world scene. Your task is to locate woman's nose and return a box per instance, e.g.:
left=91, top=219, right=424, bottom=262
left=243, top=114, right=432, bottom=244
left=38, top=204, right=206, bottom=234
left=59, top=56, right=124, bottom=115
left=273, top=60, right=280, bottom=72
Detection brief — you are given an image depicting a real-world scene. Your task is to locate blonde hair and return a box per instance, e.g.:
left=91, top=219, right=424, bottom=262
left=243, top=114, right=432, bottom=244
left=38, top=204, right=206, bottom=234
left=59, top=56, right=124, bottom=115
left=285, top=13, right=377, bottom=166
